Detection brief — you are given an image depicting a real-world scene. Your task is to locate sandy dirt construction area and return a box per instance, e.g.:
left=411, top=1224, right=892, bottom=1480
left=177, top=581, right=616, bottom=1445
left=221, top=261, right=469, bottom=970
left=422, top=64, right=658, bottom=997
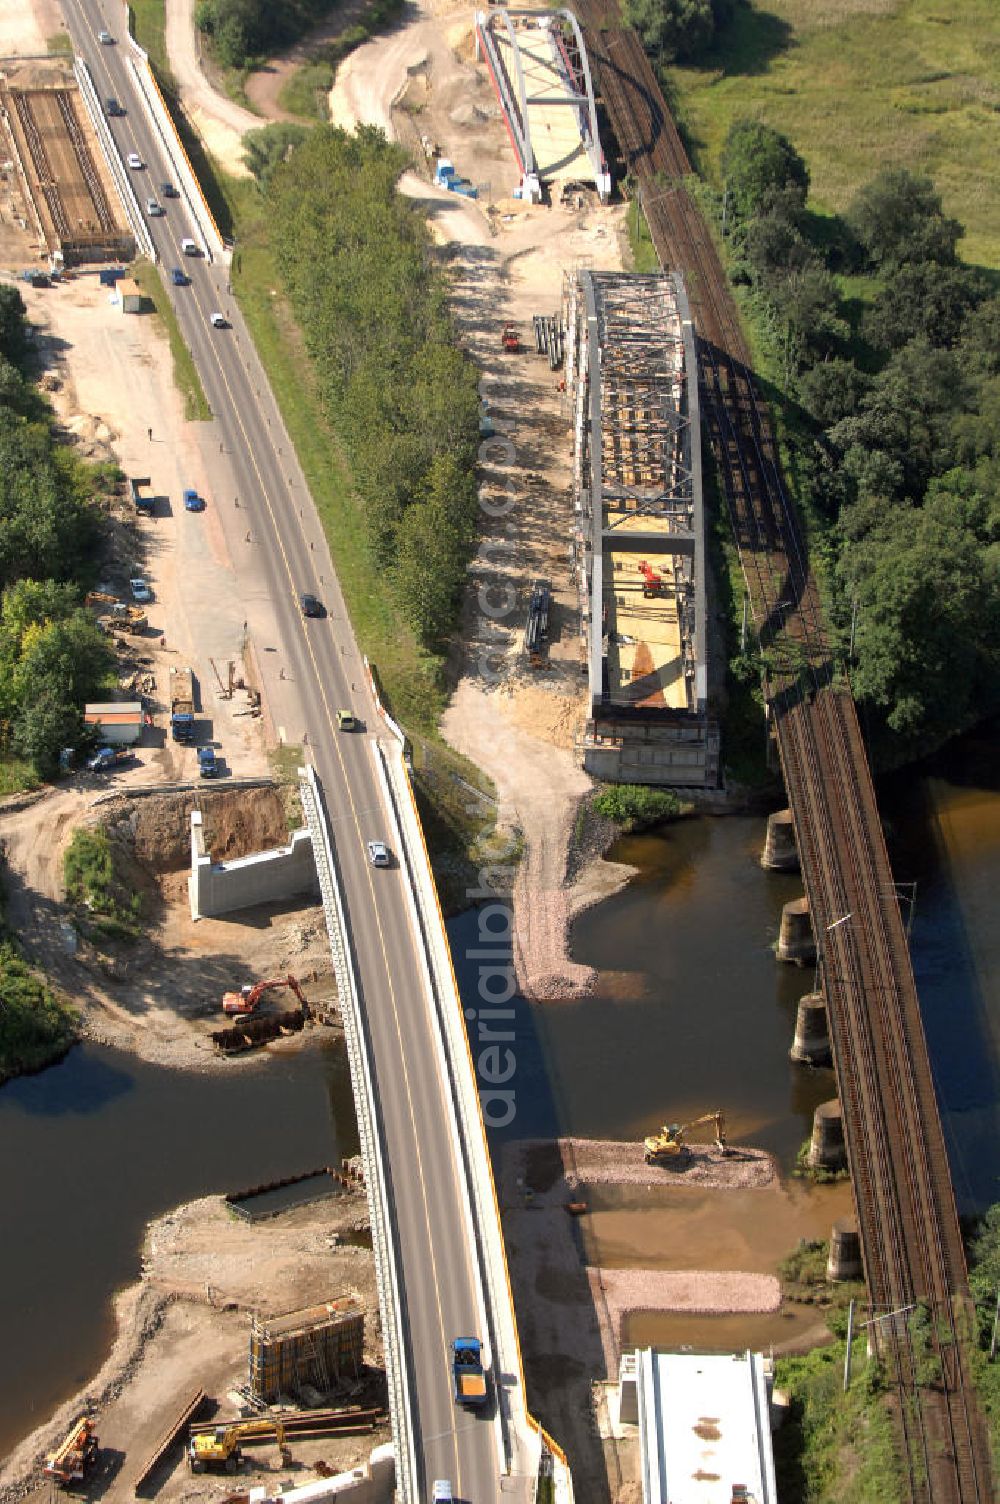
left=498, top=1138, right=787, bottom=1496
left=0, top=1191, right=389, bottom=1504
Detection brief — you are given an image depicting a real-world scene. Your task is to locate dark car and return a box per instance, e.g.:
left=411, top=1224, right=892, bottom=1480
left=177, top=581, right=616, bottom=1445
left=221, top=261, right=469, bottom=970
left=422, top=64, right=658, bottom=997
left=105, top=96, right=123, bottom=117
left=299, top=592, right=324, bottom=618
left=171, top=267, right=188, bottom=287
left=161, top=181, right=180, bottom=199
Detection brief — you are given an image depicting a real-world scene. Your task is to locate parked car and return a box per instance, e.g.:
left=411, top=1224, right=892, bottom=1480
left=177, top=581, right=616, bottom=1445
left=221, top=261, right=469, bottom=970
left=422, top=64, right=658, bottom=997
left=170, top=267, right=188, bottom=287
left=299, top=592, right=324, bottom=618
left=197, top=746, right=219, bottom=779
left=145, top=197, right=164, bottom=217
left=367, top=840, right=391, bottom=868
left=183, top=488, right=205, bottom=512
left=180, top=237, right=199, bottom=256
left=209, top=311, right=228, bottom=329
left=87, top=746, right=130, bottom=773
left=105, top=97, right=123, bottom=117
left=161, top=181, right=179, bottom=199
left=126, top=152, right=143, bottom=170
left=129, top=577, right=153, bottom=603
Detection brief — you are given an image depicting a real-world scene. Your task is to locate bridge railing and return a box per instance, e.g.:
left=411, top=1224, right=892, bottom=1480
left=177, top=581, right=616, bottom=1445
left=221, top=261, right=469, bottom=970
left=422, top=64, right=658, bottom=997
left=364, top=668, right=572, bottom=1499
left=299, top=764, right=417, bottom=1504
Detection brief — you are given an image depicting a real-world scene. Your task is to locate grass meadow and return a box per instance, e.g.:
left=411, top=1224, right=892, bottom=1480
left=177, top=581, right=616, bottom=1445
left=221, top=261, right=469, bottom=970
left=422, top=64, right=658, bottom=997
left=663, top=0, right=1000, bottom=268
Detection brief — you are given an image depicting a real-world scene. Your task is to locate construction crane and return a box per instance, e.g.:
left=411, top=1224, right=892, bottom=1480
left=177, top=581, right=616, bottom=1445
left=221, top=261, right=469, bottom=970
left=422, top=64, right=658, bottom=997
left=43, top=1418, right=99, bottom=1485
left=644, top=1111, right=728, bottom=1166
left=222, top=974, right=308, bottom=1017
left=188, top=1419, right=290, bottom=1474
left=638, top=560, right=668, bottom=598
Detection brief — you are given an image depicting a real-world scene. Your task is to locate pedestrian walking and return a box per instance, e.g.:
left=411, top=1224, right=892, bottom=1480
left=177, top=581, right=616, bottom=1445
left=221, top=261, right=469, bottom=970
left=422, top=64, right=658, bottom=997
left=245, top=530, right=251, bottom=543
left=147, top=426, right=152, bottom=442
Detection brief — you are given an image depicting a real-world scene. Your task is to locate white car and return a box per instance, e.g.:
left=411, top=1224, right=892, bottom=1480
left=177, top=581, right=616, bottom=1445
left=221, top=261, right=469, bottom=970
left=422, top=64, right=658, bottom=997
left=180, top=237, right=199, bottom=256
left=145, top=197, right=164, bottom=217
left=432, top=1485, right=453, bottom=1504
left=209, top=311, right=228, bottom=329
left=97, top=29, right=113, bottom=44
left=126, top=152, right=143, bottom=170
left=367, top=840, right=391, bottom=869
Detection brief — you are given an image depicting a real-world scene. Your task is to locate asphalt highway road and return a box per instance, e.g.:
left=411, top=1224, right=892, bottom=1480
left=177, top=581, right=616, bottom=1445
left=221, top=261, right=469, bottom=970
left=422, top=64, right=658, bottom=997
left=64, top=7, right=526, bottom=1499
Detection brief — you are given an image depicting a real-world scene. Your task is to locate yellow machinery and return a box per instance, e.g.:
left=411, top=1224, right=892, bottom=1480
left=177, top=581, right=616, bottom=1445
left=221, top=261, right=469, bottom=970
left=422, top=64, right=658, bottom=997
left=644, top=1111, right=728, bottom=1166
left=187, top=1419, right=289, bottom=1474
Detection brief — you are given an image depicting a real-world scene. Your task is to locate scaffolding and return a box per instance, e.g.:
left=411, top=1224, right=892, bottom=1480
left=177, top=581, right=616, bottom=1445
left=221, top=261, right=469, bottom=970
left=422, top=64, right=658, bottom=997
left=248, top=1298, right=364, bottom=1402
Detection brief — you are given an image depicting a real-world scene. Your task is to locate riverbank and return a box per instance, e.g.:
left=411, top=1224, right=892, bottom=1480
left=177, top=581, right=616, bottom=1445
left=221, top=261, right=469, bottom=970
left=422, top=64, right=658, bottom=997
left=0, top=1190, right=386, bottom=1503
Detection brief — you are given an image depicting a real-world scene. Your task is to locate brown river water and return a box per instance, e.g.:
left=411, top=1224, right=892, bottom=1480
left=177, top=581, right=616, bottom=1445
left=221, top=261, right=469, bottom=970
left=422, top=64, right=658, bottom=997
left=1, top=728, right=997, bottom=1454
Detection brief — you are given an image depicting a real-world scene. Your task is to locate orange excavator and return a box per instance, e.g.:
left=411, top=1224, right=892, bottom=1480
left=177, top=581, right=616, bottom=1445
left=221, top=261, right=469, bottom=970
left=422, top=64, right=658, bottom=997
left=638, top=560, right=668, bottom=598
left=222, top=974, right=307, bottom=1018
left=44, top=1418, right=99, bottom=1485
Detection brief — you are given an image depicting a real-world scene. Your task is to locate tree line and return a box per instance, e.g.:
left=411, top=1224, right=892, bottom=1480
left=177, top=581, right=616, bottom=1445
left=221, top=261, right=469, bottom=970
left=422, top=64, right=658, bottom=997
left=718, top=121, right=999, bottom=763
left=0, top=284, right=115, bottom=780
left=248, top=124, right=481, bottom=650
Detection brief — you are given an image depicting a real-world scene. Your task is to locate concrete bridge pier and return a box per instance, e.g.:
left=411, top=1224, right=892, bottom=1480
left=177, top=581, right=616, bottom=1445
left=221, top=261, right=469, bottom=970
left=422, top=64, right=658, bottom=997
left=808, top=1098, right=846, bottom=1171
left=761, top=808, right=799, bottom=871
left=777, top=896, right=816, bottom=964
left=827, top=1217, right=863, bottom=1282
left=790, top=991, right=831, bottom=1065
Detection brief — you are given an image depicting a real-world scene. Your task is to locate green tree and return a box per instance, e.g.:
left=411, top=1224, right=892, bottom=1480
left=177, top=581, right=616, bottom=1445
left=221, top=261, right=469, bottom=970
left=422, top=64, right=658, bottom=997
left=0, top=284, right=28, bottom=364
left=0, top=422, right=98, bottom=589
left=864, top=261, right=985, bottom=352
left=840, top=474, right=1000, bottom=750
left=621, top=0, right=714, bottom=59
left=243, top=122, right=308, bottom=187
left=798, top=358, right=870, bottom=429
left=720, top=118, right=809, bottom=225
left=848, top=167, right=962, bottom=270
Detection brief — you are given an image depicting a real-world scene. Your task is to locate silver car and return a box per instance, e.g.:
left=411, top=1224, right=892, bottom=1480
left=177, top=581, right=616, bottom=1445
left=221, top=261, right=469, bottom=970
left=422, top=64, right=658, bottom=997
left=367, top=840, right=391, bottom=868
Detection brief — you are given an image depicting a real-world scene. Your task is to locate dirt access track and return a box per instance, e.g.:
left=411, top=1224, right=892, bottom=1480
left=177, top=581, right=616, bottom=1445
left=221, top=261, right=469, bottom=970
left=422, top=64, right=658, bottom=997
left=0, top=1191, right=390, bottom=1504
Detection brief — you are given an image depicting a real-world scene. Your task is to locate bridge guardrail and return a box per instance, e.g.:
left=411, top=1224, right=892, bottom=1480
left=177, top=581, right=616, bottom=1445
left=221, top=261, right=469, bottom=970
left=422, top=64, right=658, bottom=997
left=124, top=34, right=224, bottom=263
left=374, top=734, right=577, bottom=1499
left=299, top=764, right=417, bottom=1504
left=72, top=56, right=153, bottom=260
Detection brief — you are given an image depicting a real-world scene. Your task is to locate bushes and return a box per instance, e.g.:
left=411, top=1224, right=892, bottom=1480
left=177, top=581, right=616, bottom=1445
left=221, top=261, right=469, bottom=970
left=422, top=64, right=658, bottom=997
left=591, top=784, right=682, bottom=832
left=63, top=828, right=142, bottom=940
left=196, top=0, right=338, bottom=69
left=0, top=939, right=76, bottom=1080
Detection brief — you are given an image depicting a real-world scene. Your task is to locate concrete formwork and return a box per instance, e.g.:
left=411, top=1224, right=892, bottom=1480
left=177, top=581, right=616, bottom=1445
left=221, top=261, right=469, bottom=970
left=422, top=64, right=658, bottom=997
left=188, top=810, right=319, bottom=918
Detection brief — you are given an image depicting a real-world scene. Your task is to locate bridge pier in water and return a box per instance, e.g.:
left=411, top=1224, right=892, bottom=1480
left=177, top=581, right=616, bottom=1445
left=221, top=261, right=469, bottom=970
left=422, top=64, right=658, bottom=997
left=761, top=808, right=798, bottom=871
left=808, top=1098, right=846, bottom=1171
left=790, top=991, right=831, bottom=1065
left=827, top=1217, right=863, bottom=1282
left=777, top=895, right=815, bottom=964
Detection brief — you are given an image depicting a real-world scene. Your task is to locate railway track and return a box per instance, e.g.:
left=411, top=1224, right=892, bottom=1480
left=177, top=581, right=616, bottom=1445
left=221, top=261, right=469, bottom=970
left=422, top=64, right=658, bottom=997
left=573, top=3, right=993, bottom=1496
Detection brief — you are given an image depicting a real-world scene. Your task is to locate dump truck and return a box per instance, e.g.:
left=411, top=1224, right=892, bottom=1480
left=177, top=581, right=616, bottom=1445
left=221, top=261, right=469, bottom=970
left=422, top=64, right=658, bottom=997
left=452, top=1337, right=487, bottom=1407
left=170, top=666, right=196, bottom=743
left=44, top=1418, right=99, bottom=1485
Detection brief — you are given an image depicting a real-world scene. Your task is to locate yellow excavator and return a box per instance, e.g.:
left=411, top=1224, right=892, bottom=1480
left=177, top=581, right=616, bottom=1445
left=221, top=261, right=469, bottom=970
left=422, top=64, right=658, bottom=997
left=644, top=1111, right=728, bottom=1166
left=188, top=1419, right=290, bottom=1474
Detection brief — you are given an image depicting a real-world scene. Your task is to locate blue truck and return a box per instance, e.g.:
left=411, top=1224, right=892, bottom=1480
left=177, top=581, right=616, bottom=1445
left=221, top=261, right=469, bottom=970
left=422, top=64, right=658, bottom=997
left=452, top=1337, right=487, bottom=1408
left=170, top=666, right=196, bottom=743
left=197, top=746, right=219, bottom=779
left=87, top=746, right=131, bottom=773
